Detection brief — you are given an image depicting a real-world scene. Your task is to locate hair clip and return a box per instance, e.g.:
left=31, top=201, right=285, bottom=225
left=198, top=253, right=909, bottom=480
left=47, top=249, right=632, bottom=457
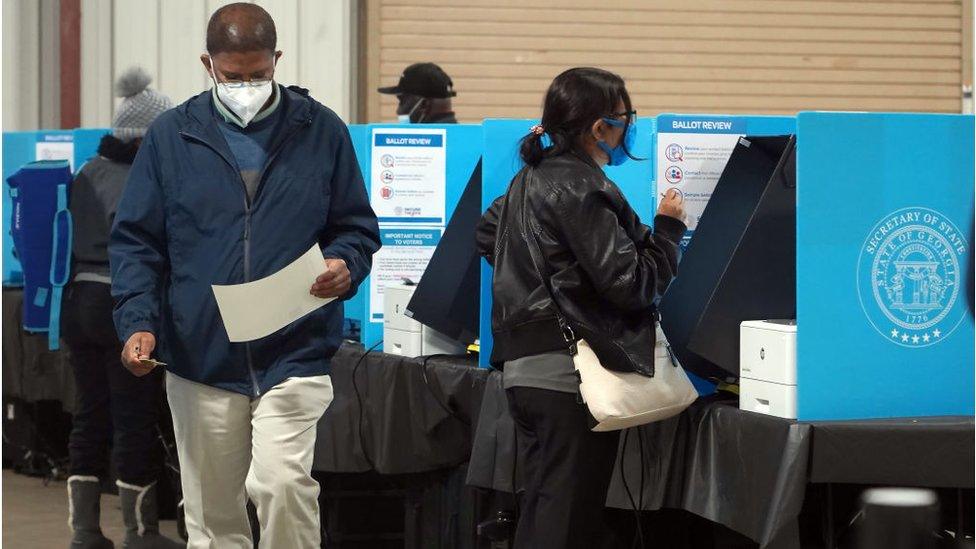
left=530, top=124, right=545, bottom=136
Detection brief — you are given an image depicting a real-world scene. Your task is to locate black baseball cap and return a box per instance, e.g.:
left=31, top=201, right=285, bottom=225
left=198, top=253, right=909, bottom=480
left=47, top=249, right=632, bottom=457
left=378, top=63, right=457, bottom=99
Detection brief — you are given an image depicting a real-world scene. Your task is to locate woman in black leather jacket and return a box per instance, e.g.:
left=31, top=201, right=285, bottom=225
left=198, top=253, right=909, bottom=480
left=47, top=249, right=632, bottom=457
left=476, top=67, right=686, bottom=548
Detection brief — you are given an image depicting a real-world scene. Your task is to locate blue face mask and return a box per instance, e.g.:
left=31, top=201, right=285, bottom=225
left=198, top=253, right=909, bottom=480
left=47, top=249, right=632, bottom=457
left=597, top=116, right=636, bottom=167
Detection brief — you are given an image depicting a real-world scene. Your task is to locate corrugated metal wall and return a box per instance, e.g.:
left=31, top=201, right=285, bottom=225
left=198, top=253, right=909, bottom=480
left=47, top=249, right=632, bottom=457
left=365, top=0, right=972, bottom=122
left=1, top=0, right=356, bottom=131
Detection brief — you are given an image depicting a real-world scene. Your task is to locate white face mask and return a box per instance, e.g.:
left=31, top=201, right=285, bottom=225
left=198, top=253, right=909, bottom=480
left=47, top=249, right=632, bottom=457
left=396, top=97, right=425, bottom=124
left=209, top=56, right=275, bottom=127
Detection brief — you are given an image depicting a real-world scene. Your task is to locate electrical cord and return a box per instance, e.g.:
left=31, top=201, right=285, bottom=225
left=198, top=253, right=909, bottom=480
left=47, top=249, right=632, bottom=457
left=619, top=428, right=646, bottom=549
left=638, top=428, right=647, bottom=531
left=352, top=340, right=383, bottom=470
left=420, top=354, right=471, bottom=427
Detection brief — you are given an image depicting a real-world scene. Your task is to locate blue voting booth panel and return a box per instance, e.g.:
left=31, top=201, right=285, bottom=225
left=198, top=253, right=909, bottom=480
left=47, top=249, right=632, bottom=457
left=479, top=120, right=532, bottom=367
left=2, top=132, right=36, bottom=286
left=796, top=112, right=975, bottom=420
left=3, top=128, right=108, bottom=287
left=347, top=124, right=482, bottom=349
left=343, top=125, right=370, bottom=338
left=73, top=128, right=110, bottom=168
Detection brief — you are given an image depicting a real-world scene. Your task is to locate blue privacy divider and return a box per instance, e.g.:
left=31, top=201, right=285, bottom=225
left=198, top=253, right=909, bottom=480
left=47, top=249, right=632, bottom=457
left=2, top=132, right=36, bottom=286
left=73, top=128, right=110, bottom=169
left=795, top=112, right=974, bottom=420
left=343, top=125, right=370, bottom=339
left=346, top=124, right=483, bottom=349
left=3, top=128, right=108, bottom=286
left=478, top=120, right=533, bottom=367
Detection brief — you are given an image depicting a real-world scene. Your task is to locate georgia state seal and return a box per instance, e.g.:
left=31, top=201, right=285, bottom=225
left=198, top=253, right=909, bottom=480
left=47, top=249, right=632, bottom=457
left=856, top=207, right=967, bottom=348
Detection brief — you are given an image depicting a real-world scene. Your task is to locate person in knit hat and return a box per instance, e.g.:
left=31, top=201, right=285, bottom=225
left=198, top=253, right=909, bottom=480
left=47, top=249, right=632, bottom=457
left=111, top=67, right=174, bottom=141
left=63, top=67, right=183, bottom=549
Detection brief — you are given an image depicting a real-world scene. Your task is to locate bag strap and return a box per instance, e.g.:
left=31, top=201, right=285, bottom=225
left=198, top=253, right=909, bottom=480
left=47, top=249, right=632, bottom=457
left=515, top=171, right=578, bottom=351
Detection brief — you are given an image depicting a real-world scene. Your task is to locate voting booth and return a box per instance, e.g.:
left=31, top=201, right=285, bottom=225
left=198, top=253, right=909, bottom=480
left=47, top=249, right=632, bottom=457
left=3, top=129, right=109, bottom=287
left=344, top=124, right=482, bottom=349
left=795, top=112, right=974, bottom=420
left=652, top=112, right=974, bottom=421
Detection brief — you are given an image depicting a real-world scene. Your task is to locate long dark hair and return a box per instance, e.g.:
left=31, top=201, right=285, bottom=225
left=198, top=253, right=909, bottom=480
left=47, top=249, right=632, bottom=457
left=520, top=67, right=634, bottom=167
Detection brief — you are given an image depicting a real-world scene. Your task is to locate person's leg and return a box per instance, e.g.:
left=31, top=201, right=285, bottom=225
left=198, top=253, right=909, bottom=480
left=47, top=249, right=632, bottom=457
left=109, top=364, right=182, bottom=548
left=166, top=373, right=252, bottom=549
left=64, top=284, right=112, bottom=482
left=109, top=366, right=163, bottom=483
left=505, top=387, right=542, bottom=549
left=508, top=387, right=621, bottom=549
left=62, top=283, right=114, bottom=549
left=246, top=375, right=333, bottom=549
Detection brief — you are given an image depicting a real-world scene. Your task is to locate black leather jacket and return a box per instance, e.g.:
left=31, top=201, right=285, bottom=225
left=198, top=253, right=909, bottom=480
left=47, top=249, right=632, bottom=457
left=476, top=151, right=685, bottom=367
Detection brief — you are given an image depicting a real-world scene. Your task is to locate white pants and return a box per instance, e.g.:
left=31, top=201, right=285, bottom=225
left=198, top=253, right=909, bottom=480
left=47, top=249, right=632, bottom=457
left=166, top=372, right=333, bottom=549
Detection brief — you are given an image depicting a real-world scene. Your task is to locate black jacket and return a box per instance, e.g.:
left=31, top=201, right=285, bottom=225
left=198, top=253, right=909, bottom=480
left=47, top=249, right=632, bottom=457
left=476, top=151, right=685, bottom=368
left=70, top=135, right=141, bottom=280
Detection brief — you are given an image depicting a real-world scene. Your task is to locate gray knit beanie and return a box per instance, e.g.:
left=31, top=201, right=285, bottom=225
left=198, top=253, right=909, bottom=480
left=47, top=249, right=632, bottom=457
left=112, top=67, right=173, bottom=141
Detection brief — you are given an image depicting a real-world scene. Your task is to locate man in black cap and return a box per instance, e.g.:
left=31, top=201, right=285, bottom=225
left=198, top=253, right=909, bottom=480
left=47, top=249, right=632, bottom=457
left=378, top=62, right=457, bottom=123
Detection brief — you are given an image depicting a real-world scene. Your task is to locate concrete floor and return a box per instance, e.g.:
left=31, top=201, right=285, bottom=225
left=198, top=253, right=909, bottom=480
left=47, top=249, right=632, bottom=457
left=2, top=469, right=182, bottom=549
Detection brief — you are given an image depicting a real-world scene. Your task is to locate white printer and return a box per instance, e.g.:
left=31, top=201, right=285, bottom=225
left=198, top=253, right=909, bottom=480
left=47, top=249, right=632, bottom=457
left=739, top=319, right=797, bottom=419
left=383, top=283, right=466, bottom=357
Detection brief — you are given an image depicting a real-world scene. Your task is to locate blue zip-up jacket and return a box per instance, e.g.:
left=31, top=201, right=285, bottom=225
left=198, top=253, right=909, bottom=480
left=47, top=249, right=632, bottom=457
left=110, top=85, right=380, bottom=397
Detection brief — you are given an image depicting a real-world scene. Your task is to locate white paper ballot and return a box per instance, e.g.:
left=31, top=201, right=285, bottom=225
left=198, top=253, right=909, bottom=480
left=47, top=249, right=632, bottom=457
left=212, top=245, right=335, bottom=342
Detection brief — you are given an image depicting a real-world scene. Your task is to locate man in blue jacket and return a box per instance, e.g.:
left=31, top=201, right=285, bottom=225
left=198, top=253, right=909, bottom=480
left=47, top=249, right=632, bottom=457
left=109, top=4, right=380, bottom=547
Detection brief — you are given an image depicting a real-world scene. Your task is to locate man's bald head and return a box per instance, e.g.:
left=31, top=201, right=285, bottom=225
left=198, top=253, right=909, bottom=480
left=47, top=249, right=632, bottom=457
left=206, top=2, right=276, bottom=55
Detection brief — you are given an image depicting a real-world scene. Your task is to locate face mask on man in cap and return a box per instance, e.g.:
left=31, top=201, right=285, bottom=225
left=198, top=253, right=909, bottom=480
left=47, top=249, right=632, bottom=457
left=396, top=94, right=428, bottom=124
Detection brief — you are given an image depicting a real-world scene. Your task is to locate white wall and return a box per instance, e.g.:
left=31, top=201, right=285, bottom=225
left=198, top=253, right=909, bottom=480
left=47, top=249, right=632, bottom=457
left=75, top=0, right=357, bottom=128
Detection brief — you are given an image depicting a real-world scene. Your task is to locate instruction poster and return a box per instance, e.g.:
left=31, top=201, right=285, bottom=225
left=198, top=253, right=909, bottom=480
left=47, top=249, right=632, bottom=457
left=655, top=116, right=746, bottom=232
left=370, top=128, right=447, bottom=225
left=368, top=227, right=442, bottom=320
left=35, top=133, right=74, bottom=170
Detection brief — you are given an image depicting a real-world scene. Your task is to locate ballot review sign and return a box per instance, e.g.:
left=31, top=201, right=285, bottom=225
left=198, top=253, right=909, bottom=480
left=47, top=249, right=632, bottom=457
left=370, top=128, right=447, bottom=225
left=655, top=116, right=746, bottom=234
left=367, top=128, right=449, bottom=322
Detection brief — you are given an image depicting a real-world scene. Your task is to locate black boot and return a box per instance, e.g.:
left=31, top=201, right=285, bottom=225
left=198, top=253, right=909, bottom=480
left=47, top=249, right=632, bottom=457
left=67, top=476, right=114, bottom=549
left=116, top=481, right=184, bottom=549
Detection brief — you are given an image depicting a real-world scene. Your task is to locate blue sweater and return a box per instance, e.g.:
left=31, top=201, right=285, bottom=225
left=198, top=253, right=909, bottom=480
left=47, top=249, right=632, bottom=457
left=110, top=85, right=381, bottom=397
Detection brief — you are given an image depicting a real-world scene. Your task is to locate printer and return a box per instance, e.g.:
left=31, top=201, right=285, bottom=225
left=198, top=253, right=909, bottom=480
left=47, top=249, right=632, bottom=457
left=739, top=320, right=797, bottom=419
left=383, top=283, right=466, bottom=357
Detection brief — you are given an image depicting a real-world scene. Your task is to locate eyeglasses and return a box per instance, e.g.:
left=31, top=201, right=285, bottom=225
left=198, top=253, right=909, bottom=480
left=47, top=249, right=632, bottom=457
left=604, top=110, right=637, bottom=127
left=218, top=78, right=273, bottom=89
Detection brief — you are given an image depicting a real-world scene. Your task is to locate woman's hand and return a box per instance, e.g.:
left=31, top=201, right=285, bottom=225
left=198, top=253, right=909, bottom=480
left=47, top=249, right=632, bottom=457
left=657, top=188, right=685, bottom=223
